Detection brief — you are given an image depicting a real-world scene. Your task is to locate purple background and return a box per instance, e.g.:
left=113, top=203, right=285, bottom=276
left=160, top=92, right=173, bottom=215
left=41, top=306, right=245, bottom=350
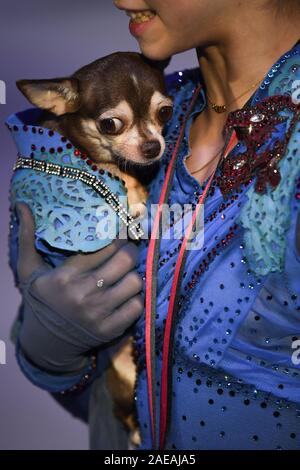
left=0, top=0, right=196, bottom=450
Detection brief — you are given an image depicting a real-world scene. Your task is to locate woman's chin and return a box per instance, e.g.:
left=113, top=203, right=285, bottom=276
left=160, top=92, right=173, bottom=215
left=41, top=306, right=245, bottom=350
left=139, top=39, right=174, bottom=62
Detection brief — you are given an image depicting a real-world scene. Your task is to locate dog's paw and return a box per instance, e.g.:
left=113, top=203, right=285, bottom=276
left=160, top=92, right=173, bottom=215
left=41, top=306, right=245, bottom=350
left=129, top=201, right=147, bottom=219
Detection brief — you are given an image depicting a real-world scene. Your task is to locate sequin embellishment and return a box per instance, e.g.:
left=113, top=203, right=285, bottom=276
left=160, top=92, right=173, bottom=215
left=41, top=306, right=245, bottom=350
left=220, top=95, right=300, bottom=195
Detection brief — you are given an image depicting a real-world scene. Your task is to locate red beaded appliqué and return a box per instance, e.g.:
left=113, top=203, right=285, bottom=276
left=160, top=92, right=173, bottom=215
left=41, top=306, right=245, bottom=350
left=220, top=95, right=300, bottom=195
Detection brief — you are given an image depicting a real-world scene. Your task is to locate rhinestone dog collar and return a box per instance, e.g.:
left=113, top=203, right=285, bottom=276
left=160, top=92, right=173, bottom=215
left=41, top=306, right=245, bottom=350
left=13, top=156, right=144, bottom=241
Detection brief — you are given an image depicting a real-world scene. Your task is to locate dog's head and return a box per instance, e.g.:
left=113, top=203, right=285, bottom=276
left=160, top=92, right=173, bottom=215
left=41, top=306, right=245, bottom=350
left=17, top=52, right=173, bottom=174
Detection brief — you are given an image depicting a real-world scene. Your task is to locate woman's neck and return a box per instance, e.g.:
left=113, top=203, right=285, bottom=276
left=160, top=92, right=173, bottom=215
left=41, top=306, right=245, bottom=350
left=196, top=7, right=300, bottom=120
left=185, top=4, right=300, bottom=185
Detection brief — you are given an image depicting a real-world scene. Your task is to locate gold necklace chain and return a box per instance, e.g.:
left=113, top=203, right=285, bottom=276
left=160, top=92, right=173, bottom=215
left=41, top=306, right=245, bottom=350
left=188, top=75, right=265, bottom=176
left=206, top=76, right=264, bottom=114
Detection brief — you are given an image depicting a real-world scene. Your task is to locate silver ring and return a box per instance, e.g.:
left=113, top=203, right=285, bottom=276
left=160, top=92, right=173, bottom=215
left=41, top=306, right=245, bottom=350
left=96, top=279, right=105, bottom=289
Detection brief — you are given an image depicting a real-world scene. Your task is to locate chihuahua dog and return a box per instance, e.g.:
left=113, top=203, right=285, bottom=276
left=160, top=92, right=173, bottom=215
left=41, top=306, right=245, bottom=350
left=17, top=52, right=173, bottom=218
left=16, top=52, right=173, bottom=447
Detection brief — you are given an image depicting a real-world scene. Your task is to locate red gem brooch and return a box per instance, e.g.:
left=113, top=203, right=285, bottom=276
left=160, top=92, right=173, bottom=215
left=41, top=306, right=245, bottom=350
left=219, top=95, right=300, bottom=195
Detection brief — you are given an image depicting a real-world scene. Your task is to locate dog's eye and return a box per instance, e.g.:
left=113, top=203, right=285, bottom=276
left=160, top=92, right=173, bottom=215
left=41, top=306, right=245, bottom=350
left=158, top=106, right=173, bottom=124
left=99, top=118, right=124, bottom=135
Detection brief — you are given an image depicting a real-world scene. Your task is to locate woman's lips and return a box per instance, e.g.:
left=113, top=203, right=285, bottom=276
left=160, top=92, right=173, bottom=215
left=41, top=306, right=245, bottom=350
left=127, top=10, right=157, bottom=38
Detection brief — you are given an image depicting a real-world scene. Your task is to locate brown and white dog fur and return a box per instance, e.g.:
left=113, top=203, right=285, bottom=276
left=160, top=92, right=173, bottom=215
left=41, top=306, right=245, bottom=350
left=17, top=52, right=173, bottom=218
left=17, top=52, right=173, bottom=448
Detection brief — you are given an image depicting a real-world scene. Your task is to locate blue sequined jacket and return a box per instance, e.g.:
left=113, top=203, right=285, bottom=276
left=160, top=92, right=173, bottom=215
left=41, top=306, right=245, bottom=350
left=8, top=40, right=300, bottom=449
left=132, top=40, right=300, bottom=449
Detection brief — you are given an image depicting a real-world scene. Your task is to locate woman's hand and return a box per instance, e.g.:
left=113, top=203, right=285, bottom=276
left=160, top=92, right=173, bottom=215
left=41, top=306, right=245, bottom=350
left=16, top=203, right=144, bottom=374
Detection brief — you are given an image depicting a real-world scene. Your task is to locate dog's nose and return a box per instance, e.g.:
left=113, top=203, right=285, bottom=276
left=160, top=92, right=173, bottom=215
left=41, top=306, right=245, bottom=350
left=141, top=140, right=161, bottom=159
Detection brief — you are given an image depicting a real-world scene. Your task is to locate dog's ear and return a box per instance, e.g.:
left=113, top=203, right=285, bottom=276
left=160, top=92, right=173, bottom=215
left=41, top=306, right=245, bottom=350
left=16, top=78, right=80, bottom=115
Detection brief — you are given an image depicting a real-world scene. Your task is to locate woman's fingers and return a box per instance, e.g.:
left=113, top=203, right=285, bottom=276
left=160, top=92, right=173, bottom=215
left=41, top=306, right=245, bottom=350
left=89, top=270, right=143, bottom=311
left=104, top=271, right=143, bottom=310
left=16, top=203, right=47, bottom=283
left=96, top=294, right=144, bottom=340
left=61, top=238, right=128, bottom=277
left=81, top=242, right=140, bottom=294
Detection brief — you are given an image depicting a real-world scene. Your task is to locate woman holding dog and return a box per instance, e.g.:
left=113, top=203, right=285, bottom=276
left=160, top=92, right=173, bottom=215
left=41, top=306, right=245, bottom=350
left=12, top=0, right=300, bottom=450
